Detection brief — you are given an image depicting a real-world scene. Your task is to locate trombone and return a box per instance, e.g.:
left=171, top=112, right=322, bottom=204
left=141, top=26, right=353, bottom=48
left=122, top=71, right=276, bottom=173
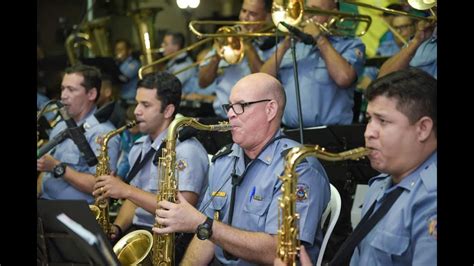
left=343, top=0, right=437, bottom=22
left=139, top=21, right=275, bottom=78
left=138, top=38, right=213, bottom=79
left=271, top=0, right=372, bottom=37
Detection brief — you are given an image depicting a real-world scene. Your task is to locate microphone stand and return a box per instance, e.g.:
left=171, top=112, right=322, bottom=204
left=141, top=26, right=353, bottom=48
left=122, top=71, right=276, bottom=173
left=289, top=36, right=305, bottom=144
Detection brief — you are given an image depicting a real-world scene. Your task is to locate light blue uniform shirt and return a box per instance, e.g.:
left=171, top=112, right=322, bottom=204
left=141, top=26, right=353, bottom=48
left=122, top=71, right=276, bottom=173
left=130, top=128, right=209, bottom=228
left=350, top=152, right=437, bottom=266
left=200, top=131, right=330, bottom=265
left=166, top=53, right=195, bottom=91
left=41, top=107, right=121, bottom=203
left=363, top=39, right=400, bottom=81
left=278, top=36, right=365, bottom=128
left=119, top=56, right=141, bottom=101
left=409, top=28, right=437, bottom=79
left=200, top=41, right=275, bottom=118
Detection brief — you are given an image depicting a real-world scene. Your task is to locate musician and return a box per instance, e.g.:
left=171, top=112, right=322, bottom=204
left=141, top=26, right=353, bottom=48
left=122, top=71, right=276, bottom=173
left=92, top=71, right=209, bottom=262
left=198, top=0, right=276, bottom=119
left=114, top=39, right=141, bottom=103
left=261, top=0, right=366, bottom=128
left=359, top=6, right=416, bottom=90
left=161, top=32, right=195, bottom=90
left=153, top=73, right=330, bottom=265
left=343, top=68, right=437, bottom=265
left=37, top=64, right=120, bottom=204
left=378, top=14, right=437, bottom=78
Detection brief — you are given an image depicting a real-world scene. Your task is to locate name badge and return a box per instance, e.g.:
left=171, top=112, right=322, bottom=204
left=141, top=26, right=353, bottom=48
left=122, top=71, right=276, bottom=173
left=211, top=191, right=226, bottom=197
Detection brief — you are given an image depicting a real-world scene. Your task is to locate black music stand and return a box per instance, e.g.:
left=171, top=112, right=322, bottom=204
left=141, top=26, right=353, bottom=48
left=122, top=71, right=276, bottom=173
left=37, top=200, right=119, bottom=266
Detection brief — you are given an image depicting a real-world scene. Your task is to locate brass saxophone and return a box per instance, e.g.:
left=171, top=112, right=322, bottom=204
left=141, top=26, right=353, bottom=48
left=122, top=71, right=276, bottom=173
left=276, top=145, right=370, bottom=265
left=153, top=116, right=231, bottom=266
left=90, top=120, right=137, bottom=235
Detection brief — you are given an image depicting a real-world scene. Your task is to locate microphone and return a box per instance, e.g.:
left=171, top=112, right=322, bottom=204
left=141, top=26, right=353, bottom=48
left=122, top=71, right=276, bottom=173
left=56, top=102, right=98, bottom=166
left=279, top=21, right=315, bottom=45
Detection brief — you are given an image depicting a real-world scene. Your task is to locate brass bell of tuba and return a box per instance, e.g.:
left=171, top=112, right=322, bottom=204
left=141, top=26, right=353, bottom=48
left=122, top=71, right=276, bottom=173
left=276, top=145, right=370, bottom=265
left=65, top=16, right=113, bottom=66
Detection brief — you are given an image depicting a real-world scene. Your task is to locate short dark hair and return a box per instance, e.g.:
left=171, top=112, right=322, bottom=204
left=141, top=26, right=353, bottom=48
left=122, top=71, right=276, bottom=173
left=114, top=38, right=132, bottom=49
left=64, top=64, right=102, bottom=102
left=137, top=71, right=182, bottom=117
left=366, top=68, right=437, bottom=136
left=166, top=32, right=185, bottom=49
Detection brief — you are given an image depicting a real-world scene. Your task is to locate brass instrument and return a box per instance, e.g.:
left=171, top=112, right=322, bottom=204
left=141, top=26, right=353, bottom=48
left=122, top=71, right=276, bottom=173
left=272, top=0, right=372, bottom=36
left=90, top=120, right=137, bottom=233
left=152, top=116, right=231, bottom=266
left=65, top=16, right=113, bottom=66
left=37, top=101, right=60, bottom=149
left=277, top=145, right=370, bottom=265
left=343, top=0, right=437, bottom=22
left=129, top=7, right=163, bottom=66
left=139, top=38, right=213, bottom=79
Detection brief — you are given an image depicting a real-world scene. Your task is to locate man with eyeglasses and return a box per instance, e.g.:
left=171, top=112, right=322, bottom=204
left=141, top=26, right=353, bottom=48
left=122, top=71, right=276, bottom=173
left=358, top=11, right=416, bottom=91
left=153, top=73, right=330, bottom=265
left=379, top=11, right=437, bottom=78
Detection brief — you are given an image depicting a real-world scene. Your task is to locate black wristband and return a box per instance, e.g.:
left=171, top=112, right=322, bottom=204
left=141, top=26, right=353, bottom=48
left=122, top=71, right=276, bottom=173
left=113, top=224, right=123, bottom=236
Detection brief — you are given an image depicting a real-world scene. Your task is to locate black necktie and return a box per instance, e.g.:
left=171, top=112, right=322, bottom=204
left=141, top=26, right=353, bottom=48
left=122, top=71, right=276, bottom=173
left=124, top=147, right=156, bottom=184
left=330, top=187, right=404, bottom=266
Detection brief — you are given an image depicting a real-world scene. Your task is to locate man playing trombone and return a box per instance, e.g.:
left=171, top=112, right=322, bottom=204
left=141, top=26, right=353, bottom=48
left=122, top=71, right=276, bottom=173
left=261, top=0, right=366, bottom=128
left=198, top=0, right=277, bottom=120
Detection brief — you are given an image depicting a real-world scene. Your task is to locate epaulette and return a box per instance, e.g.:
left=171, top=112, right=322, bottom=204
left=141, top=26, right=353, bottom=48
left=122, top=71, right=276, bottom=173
left=368, top=174, right=389, bottom=186
left=211, top=143, right=233, bottom=163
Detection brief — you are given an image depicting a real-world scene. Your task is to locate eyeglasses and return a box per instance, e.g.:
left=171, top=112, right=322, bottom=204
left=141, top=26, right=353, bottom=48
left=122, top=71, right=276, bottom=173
left=222, top=99, right=272, bottom=115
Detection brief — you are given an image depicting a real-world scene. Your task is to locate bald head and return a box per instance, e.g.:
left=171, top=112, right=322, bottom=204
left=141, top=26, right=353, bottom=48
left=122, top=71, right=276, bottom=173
left=232, top=73, right=286, bottom=118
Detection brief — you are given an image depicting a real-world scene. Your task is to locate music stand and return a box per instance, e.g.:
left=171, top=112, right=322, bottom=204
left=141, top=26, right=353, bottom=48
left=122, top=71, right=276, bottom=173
left=37, top=200, right=119, bottom=266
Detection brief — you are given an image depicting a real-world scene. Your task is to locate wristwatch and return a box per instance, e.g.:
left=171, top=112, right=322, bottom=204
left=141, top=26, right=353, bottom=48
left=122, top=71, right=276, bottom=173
left=196, top=217, right=213, bottom=240
left=53, top=163, right=67, bottom=178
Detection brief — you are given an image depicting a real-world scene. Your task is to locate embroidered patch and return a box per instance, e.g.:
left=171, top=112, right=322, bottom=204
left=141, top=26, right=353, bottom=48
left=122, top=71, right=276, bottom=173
left=176, top=159, right=188, bottom=171
left=354, top=48, right=363, bottom=59
left=427, top=215, right=437, bottom=240
left=296, top=183, right=309, bottom=202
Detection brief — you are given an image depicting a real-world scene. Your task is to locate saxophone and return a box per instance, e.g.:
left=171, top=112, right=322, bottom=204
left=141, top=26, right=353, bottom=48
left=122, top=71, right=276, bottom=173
left=276, top=145, right=370, bottom=265
left=152, top=116, right=231, bottom=266
left=90, top=120, right=137, bottom=235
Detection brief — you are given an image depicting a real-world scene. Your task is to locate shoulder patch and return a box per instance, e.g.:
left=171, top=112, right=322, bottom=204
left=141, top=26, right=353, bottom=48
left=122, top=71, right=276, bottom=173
left=211, top=143, right=233, bottom=163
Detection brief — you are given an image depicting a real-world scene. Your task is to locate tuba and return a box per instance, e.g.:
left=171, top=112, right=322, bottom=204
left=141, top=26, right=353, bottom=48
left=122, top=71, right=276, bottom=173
left=65, top=16, right=113, bottom=66
left=129, top=7, right=163, bottom=67
left=90, top=120, right=138, bottom=233
left=277, top=145, right=369, bottom=265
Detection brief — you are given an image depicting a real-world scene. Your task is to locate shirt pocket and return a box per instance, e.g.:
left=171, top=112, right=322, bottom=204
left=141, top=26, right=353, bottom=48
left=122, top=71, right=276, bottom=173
left=370, top=229, right=410, bottom=264
left=243, top=194, right=272, bottom=229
